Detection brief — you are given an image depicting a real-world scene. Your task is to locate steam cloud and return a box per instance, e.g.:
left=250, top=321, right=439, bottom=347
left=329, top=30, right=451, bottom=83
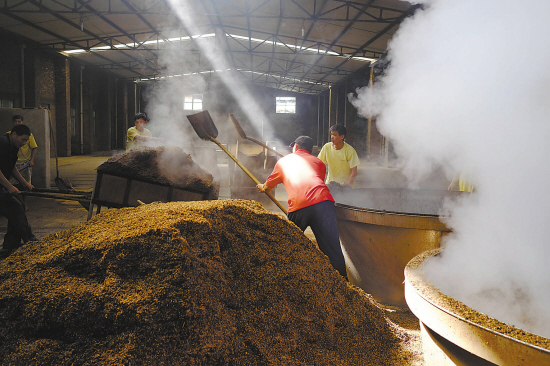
left=350, top=0, right=550, bottom=338
left=142, top=0, right=285, bottom=181
left=158, top=0, right=275, bottom=139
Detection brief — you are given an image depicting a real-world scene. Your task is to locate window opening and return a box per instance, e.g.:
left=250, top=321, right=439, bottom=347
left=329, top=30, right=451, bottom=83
left=184, top=94, right=203, bottom=111
left=276, top=97, right=296, bottom=114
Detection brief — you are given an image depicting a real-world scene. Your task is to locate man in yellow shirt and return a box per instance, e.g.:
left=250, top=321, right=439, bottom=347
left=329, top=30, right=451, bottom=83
left=317, top=124, right=360, bottom=186
left=126, top=112, right=162, bottom=150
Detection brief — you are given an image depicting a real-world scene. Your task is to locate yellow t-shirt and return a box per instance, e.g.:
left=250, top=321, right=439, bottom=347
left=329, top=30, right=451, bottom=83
left=317, top=142, right=360, bottom=184
left=126, top=126, right=152, bottom=150
left=6, top=131, right=38, bottom=165
left=459, top=172, right=475, bottom=192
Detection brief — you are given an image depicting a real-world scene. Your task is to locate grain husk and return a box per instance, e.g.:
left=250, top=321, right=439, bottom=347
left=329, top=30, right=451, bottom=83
left=0, top=199, right=418, bottom=365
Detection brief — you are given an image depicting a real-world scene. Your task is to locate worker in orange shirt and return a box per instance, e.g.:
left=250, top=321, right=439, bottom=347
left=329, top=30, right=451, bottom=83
left=257, top=136, right=347, bottom=279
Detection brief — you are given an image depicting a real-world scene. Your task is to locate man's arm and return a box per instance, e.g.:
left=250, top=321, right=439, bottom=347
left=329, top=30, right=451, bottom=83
left=27, top=134, right=38, bottom=166
left=317, top=144, right=327, bottom=163
left=11, top=167, right=32, bottom=191
left=256, top=183, right=271, bottom=193
left=0, top=170, right=18, bottom=194
left=29, top=147, right=38, bottom=166
left=134, top=135, right=163, bottom=142
left=346, top=166, right=358, bottom=186
left=257, top=161, right=284, bottom=193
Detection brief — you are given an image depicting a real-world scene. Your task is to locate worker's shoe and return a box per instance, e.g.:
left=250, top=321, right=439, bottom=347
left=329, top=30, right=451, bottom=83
left=0, top=248, right=12, bottom=258
left=23, top=236, right=38, bottom=244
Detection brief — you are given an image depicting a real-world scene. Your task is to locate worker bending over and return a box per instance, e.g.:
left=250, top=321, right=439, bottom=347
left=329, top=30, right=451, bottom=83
left=257, top=136, right=347, bottom=279
left=318, top=124, right=360, bottom=186
left=8, top=114, right=38, bottom=210
left=0, top=124, right=37, bottom=256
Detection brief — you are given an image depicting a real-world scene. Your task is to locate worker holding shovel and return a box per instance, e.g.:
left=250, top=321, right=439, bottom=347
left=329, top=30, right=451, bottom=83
left=0, top=124, right=37, bottom=257
left=8, top=115, right=37, bottom=210
left=257, top=136, right=347, bottom=279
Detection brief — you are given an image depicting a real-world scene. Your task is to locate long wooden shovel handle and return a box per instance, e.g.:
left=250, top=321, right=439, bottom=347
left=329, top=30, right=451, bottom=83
left=246, top=136, right=285, bottom=157
left=228, top=113, right=285, bottom=157
left=211, top=138, right=288, bottom=214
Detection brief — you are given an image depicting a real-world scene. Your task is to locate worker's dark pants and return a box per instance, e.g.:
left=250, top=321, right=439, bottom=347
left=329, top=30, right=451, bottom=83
left=0, top=192, right=34, bottom=249
left=287, top=200, right=347, bottom=278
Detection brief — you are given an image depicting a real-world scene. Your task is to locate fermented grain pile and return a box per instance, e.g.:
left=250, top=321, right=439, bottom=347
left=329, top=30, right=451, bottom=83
left=97, top=146, right=218, bottom=197
left=0, top=200, right=405, bottom=365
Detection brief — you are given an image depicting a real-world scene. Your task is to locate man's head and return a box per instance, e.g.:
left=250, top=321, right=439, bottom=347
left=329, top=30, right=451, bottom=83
left=134, top=112, right=148, bottom=132
left=290, top=136, right=314, bottom=154
left=329, top=124, right=347, bottom=146
left=12, top=115, right=24, bottom=125
left=10, top=124, right=31, bottom=148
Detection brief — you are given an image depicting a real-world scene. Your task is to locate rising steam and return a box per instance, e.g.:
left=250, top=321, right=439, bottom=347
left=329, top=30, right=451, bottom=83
left=141, top=0, right=285, bottom=181
left=350, top=0, right=550, bottom=338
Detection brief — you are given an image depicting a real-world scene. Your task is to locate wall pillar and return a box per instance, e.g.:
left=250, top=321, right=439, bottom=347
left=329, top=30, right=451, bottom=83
left=54, top=57, right=71, bottom=157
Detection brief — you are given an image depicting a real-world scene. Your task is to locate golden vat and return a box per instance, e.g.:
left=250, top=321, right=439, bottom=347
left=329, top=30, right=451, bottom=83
left=405, top=250, right=550, bottom=365
left=333, top=188, right=463, bottom=307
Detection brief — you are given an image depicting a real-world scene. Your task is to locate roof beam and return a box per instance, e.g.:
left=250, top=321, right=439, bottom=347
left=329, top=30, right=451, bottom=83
left=26, top=0, right=159, bottom=75
left=292, top=0, right=376, bottom=82
left=75, top=0, right=159, bottom=63
left=302, top=3, right=421, bottom=93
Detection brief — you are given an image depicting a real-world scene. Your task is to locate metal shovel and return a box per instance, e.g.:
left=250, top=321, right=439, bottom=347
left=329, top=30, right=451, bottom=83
left=187, top=110, right=287, bottom=214
left=228, top=113, right=285, bottom=158
left=45, top=108, right=73, bottom=192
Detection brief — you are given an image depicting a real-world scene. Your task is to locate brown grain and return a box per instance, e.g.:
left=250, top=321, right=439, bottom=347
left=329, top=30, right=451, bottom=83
left=0, top=199, right=420, bottom=365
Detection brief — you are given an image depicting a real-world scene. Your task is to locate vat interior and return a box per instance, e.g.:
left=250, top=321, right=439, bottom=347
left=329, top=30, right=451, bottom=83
left=406, top=251, right=550, bottom=362
left=332, top=188, right=464, bottom=215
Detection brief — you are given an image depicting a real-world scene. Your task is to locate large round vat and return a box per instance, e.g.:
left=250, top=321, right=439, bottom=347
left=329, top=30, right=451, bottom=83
left=405, top=250, right=550, bottom=365
left=333, top=188, right=464, bottom=307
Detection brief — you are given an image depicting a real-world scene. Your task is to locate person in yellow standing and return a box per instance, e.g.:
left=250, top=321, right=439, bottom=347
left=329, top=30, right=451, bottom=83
left=8, top=115, right=37, bottom=210
left=317, top=124, right=360, bottom=186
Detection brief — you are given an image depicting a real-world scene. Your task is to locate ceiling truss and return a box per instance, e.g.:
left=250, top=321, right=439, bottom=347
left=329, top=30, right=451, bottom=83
left=0, top=0, right=418, bottom=94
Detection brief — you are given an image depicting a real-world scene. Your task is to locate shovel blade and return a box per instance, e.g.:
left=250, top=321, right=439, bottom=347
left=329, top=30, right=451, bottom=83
left=187, top=110, right=219, bottom=140
left=229, top=113, right=248, bottom=139
left=55, top=177, right=74, bottom=193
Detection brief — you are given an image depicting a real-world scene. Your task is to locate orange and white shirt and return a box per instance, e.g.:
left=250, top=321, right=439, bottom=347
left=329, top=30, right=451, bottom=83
left=265, top=149, right=334, bottom=212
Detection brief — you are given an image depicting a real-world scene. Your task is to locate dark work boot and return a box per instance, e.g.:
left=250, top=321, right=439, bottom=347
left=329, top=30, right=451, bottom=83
left=23, top=235, right=38, bottom=244
left=0, top=247, right=12, bottom=258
